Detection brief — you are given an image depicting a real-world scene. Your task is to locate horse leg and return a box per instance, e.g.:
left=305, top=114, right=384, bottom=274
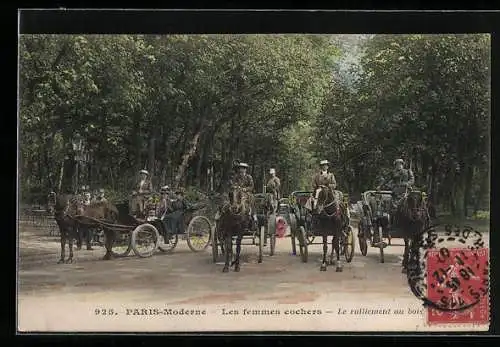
left=234, top=234, right=242, bottom=272
left=402, top=237, right=409, bottom=274
left=329, top=235, right=335, bottom=265
left=219, top=234, right=225, bottom=255
left=86, top=227, right=94, bottom=250
left=386, top=220, right=392, bottom=245
left=335, top=232, right=343, bottom=272
left=320, top=235, right=328, bottom=271
left=223, top=235, right=231, bottom=273
left=76, top=226, right=82, bottom=250
left=58, top=228, right=66, bottom=264
left=66, top=227, right=75, bottom=264
left=102, top=229, right=115, bottom=261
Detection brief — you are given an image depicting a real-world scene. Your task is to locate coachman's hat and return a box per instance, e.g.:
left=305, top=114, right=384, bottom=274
left=238, top=163, right=249, bottom=168
left=320, top=160, right=330, bottom=165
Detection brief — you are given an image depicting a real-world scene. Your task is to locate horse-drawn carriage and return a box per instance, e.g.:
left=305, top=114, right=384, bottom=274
left=357, top=190, right=392, bottom=263
left=288, top=189, right=355, bottom=270
left=211, top=190, right=277, bottom=272
left=287, top=191, right=313, bottom=261
left=69, top=191, right=211, bottom=260
left=357, top=185, right=430, bottom=265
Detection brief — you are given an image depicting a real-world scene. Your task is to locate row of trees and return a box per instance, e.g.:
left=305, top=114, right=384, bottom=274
left=19, top=34, right=490, bottom=216
left=19, top=34, right=337, bottom=201
left=313, top=34, right=490, bottom=216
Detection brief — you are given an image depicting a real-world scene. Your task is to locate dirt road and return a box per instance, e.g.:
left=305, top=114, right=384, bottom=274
left=17, top=222, right=490, bottom=332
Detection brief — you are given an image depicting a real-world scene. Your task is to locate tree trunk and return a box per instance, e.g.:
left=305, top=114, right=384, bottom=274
left=148, top=138, right=155, bottom=177
left=57, top=159, right=65, bottom=193
left=133, top=113, right=143, bottom=173
left=195, top=137, right=206, bottom=188
left=463, top=165, right=474, bottom=218
left=173, top=128, right=203, bottom=189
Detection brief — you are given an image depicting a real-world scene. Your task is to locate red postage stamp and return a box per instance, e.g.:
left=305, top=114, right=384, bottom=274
left=426, top=247, right=489, bottom=325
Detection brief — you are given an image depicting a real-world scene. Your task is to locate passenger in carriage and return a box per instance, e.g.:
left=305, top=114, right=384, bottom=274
left=311, top=160, right=337, bottom=209
left=228, top=162, right=258, bottom=230
left=136, top=169, right=153, bottom=193
left=163, top=187, right=189, bottom=234
left=131, top=169, right=153, bottom=217
left=158, top=185, right=172, bottom=217
left=266, top=168, right=281, bottom=211
left=377, top=159, right=415, bottom=207
left=376, top=158, right=416, bottom=232
left=77, top=190, right=94, bottom=251
left=92, top=188, right=107, bottom=203
left=83, top=191, right=92, bottom=206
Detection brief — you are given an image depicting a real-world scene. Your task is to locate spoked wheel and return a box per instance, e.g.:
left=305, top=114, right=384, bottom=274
left=258, top=225, right=264, bottom=263
left=357, top=221, right=368, bottom=256
left=131, top=223, right=160, bottom=258
left=298, top=226, right=309, bottom=263
left=186, top=215, right=211, bottom=252
left=378, top=225, right=385, bottom=263
left=289, top=214, right=298, bottom=256
left=344, top=226, right=355, bottom=263
left=105, top=229, right=132, bottom=257
left=268, top=213, right=276, bottom=256
left=151, top=220, right=178, bottom=253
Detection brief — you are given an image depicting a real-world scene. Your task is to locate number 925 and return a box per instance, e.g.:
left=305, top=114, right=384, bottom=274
left=95, top=308, right=117, bottom=315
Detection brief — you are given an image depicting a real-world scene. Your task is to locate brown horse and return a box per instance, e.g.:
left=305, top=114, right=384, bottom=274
left=218, top=187, right=254, bottom=272
left=53, top=193, right=119, bottom=263
left=391, top=187, right=430, bottom=273
left=313, top=186, right=349, bottom=272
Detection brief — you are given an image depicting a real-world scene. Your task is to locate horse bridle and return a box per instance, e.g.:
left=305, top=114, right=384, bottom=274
left=230, top=187, right=249, bottom=215
left=317, top=186, right=340, bottom=217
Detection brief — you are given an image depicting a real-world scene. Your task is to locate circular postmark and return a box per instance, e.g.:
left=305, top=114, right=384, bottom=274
left=406, top=223, right=489, bottom=316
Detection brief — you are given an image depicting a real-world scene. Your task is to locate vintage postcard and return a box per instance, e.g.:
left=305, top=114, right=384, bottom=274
left=17, top=11, right=491, bottom=333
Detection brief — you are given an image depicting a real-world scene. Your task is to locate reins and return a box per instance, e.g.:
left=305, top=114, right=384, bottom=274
left=317, top=187, right=342, bottom=218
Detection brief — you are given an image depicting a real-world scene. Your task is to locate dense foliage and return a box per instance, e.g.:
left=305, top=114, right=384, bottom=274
left=19, top=34, right=490, bottom=217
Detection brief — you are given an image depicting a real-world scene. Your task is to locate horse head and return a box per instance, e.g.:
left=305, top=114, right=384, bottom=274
left=405, top=192, right=428, bottom=223
left=317, top=185, right=334, bottom=204
left=230, top=186, right=251, bottom=215
left=317, top=186, right=341, bottom=217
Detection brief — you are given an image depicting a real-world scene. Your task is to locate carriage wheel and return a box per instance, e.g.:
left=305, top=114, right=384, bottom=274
left=378, top=225, right=385, bottom=263
left=289, top=214, right=298, bottom=256
left=304, top=214, right=315, bottom=244
left=298, top=226, right=308, bottom=263
left=105, top=229, right=132, bottom=257
left=186, top=215, right=211, bottom=252
left=258, top=225, right=264, bottom=263
left=131, top=223, right=160, bottom=258
left=344, top=226, right=355, bottom=263
left=268, top=213, right=277, bottom=256
left=149, top=220, right=178, bottom=253
left=357, top=221, right=368, bottom=256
